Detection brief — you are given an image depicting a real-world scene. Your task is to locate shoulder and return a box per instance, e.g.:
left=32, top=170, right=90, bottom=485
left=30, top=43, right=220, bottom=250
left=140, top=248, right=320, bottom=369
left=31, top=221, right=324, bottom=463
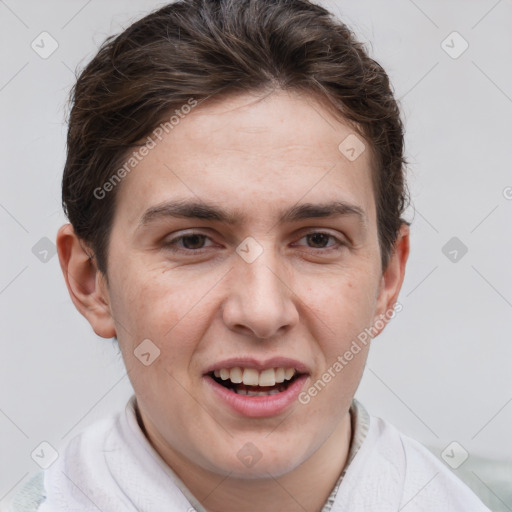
left=4, top=472, right=46, bottom=512
left=371, top=415, right=491, bottom=511
left=5, top=409, right=124, bottom=512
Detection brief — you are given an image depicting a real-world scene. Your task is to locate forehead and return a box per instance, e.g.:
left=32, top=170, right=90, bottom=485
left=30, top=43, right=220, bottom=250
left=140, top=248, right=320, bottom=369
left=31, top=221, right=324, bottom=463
left=113, top=90, right=376, bottom=228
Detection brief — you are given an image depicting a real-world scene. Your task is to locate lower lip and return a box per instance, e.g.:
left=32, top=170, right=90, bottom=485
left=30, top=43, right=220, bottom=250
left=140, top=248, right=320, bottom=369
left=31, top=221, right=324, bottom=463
left=204, top=374, right=309, bottom=418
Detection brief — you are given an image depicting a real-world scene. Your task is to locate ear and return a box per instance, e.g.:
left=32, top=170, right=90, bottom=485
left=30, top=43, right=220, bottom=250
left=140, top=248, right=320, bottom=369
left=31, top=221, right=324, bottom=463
left=56, top=224, right=116, bottom=338
left=372, top=223, right=410, bottom=337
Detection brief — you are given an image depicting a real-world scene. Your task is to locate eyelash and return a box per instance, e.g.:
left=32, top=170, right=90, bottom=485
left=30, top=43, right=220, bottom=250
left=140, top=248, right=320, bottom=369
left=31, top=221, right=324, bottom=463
left=163, top=231, right=346, bottom=254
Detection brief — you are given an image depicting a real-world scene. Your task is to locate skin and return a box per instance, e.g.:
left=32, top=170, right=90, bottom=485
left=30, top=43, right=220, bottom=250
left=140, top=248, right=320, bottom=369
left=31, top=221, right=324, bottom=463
left=57, top=89, right=409, bottom=512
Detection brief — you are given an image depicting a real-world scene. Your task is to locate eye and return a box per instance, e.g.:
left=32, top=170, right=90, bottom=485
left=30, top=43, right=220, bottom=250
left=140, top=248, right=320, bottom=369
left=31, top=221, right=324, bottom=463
left=164, top=232, right=215, bottom=252
left=163, top=230, right=345, bottom=255
left=295, top=231, right=345, bottom=251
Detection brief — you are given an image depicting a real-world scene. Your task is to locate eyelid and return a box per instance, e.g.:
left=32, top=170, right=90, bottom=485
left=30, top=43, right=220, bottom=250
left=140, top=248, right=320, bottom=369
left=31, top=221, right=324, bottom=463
left=163, top=229, right=346, bottom=254
left=163, top=230, right=216, bottom=251
left=293, top=230, right=346, bottom=250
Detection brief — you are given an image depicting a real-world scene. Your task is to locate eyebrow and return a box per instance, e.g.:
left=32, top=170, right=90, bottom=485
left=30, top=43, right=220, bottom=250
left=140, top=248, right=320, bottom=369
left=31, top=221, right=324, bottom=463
left=138, top=199, right=366, bottom=228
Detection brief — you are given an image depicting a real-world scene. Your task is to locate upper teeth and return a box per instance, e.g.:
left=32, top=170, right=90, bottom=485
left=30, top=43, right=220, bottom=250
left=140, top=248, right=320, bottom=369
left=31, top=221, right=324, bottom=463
left=213, top=367, right=296, bottom=387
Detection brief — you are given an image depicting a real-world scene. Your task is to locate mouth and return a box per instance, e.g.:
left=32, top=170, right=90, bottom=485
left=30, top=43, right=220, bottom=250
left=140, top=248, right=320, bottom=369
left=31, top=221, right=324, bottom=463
left=208, top=367, right=302, bottom=396
left=203, top=358, right=310, bottom=417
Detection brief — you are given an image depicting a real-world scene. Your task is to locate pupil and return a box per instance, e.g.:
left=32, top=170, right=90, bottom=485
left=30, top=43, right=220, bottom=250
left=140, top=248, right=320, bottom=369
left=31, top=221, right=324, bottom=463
left=308, top=233, right=328, bottom=248
left=183, top=234, right=205, bottom=249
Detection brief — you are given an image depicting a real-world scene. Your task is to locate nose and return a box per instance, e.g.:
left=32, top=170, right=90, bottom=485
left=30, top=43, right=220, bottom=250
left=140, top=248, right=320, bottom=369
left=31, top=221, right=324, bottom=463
left=221, top=243, right=299, bottom=340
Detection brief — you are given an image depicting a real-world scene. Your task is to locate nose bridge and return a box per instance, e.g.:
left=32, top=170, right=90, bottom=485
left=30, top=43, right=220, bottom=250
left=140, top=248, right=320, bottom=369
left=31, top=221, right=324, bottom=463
left=222, top=237, right=298, bottom=339
left=242, top=248, right=282, bottom=300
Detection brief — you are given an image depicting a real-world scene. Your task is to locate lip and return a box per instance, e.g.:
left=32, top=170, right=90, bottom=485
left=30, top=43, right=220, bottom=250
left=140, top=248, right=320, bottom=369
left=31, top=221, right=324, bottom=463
left=203, top=356, right=311, bottom=374
left=204, top=372, right=309, bottom=418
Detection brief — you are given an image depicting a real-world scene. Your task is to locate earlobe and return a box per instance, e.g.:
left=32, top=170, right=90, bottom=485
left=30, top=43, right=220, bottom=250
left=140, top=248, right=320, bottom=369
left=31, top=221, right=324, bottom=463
left=56, top=224, right=116, bottom=339
left=372, top=223, right=410, bottom=336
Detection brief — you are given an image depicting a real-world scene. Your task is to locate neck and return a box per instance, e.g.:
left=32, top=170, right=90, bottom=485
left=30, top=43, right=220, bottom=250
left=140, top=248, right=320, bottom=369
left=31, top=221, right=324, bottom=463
left=141, top=410, right=352, bottom=512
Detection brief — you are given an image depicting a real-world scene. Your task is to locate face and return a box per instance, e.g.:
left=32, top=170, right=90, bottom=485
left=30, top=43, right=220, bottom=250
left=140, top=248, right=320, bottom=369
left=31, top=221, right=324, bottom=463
left=86, top=90, right=404, bottom=479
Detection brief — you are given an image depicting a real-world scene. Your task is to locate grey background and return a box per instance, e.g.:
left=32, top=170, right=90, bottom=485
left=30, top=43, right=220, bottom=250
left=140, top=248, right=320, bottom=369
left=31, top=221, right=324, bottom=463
left=1, top=0, right=511, bottom=509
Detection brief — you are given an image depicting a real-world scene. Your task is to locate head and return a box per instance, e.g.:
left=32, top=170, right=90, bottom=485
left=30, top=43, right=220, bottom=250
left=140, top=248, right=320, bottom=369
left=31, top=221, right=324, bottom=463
left=57, top=0, right=409, bottom=482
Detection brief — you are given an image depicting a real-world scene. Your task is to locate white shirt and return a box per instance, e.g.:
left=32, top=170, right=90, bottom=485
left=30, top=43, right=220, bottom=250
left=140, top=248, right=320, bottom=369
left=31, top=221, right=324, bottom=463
left=7, top=396, right=491, bottom=511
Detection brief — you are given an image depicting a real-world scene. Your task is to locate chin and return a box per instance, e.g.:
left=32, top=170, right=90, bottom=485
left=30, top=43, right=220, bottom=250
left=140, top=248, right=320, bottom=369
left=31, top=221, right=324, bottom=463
left=226, top=459, right=299, bottom=480
left=217, top=441, right=307, bottom=480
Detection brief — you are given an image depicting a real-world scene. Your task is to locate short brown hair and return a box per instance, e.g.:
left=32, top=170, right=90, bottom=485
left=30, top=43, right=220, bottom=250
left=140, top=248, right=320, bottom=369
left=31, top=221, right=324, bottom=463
left=62, top=0, right=408, bottom=274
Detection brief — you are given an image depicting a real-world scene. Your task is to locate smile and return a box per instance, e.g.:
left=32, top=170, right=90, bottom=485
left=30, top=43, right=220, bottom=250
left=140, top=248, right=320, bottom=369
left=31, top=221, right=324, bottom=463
left=203, top=358, right=310, bottom=417
left=210, top=367, right=300, bottom=396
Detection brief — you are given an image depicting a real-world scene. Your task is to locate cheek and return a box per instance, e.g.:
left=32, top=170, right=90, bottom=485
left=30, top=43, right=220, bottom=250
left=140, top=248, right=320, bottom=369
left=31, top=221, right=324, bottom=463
left=306, top=270, right=378, bottom=337
left=302, top=278, right=373, bottom=409
left=111, top=271, right=209, bottom=406
left=108, top=265, right=222, bottom=371
left=110, top=263, right=201, bottom=332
